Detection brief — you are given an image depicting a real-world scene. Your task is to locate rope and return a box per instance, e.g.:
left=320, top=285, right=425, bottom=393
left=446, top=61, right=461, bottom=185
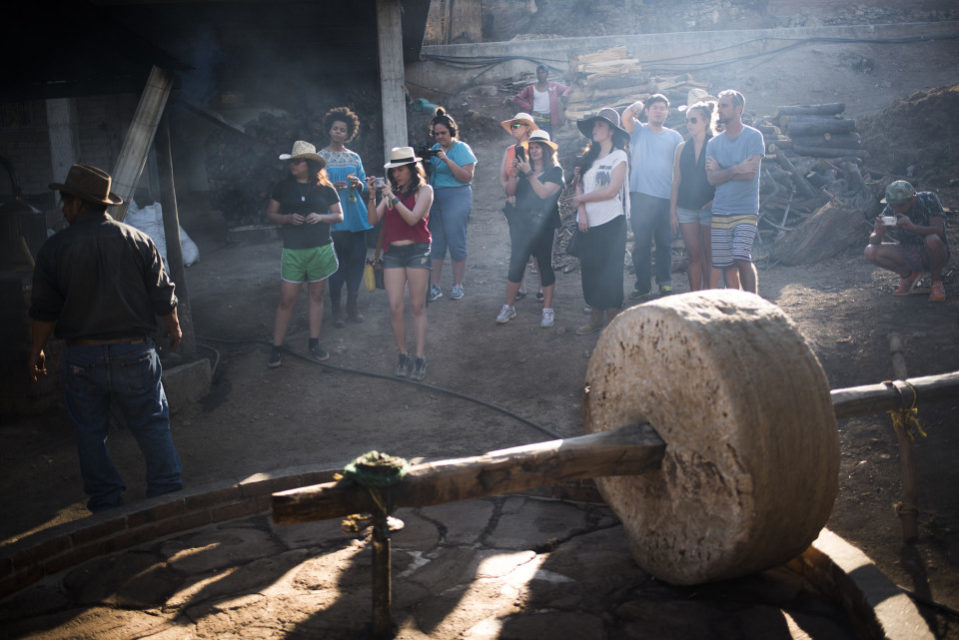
left=341, top=450, right=411, bottom=520
left=886, top=380, right=927, bottom=443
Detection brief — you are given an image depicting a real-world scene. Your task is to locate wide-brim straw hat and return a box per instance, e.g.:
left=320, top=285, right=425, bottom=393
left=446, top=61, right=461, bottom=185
left=384, top=146, right=422, bottom=169
left=48, top=163, right=123, bottom=206
left=577, top=107, right=628, bottom=140
left=279, top=140, right=324, bottom=164
left=527, top=129, right=558, bottom=150
left=500, top=112, right=538, bottom=133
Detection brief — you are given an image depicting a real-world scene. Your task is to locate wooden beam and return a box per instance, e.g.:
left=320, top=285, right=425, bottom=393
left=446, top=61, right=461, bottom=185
left=154, top=114, right=196, bottom=358
left=376, top=0, right=408, bottom=160
left=45, top=98, right=79, bottom=183
left=830, top=370, right=959, bottom=420
left=273, top=423, right=666, bottom=525
left=110, top=65, right=173, bottom=221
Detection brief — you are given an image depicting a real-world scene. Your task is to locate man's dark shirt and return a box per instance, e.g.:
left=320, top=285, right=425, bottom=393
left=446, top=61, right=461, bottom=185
left=882, top=191, right=948, bottom=247
left=29, top=212, right=177, bottom=340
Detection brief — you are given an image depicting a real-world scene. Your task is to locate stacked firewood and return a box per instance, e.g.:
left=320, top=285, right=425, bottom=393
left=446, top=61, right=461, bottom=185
left=752, top=103, right=875, bottom=264
left=564, top=46, right=709, bottom=120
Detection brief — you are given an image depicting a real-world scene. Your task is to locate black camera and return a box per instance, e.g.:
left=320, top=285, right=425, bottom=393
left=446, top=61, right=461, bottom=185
left=416, top=145, right=439, bottom=160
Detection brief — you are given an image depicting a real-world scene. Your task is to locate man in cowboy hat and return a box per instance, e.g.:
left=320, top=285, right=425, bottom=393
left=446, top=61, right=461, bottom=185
left=865, top=179, right=949, bottom=302
left=29, top=163, right=183, bottom=512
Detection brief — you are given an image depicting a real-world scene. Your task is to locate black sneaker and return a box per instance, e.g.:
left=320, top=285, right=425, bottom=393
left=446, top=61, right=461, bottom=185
left=308, top=342, right=330, bottom=362
left=410, top=357, right=427, bottom=381
left=394, top=353, right=412, bottom=377
left=267, top=347, right=282, bottom=368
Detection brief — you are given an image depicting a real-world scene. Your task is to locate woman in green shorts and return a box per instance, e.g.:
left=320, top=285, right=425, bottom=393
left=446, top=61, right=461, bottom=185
left=266, top=141, right=343, bottom=367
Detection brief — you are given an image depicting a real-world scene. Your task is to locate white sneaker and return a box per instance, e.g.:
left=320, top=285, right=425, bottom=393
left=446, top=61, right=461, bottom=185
left=496, top=304, right=517, bottom=324
left=540, top=307, right=555, bottom=328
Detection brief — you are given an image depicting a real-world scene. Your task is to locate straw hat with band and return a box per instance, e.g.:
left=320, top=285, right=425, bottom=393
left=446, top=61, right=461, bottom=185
left=384, top=146, right=422, bottom=169
left=526, top=129, right=558, bottom=151
left=577, top=107, right=629, bottom=140
left=279, top=140, right=325, bottom=166
left=49, top=163, right=123, bottom=206
left=500, top=112, right=538, bottom=134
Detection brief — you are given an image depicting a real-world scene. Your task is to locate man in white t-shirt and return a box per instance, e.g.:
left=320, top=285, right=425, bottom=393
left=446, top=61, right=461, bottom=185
left=512, top=64, right=570, bottom=135
left=622, top=94, right=684, bottom=299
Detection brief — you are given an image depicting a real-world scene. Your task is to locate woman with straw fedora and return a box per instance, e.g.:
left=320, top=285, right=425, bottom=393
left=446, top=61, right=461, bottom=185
left=266, top=141, right=343, bottom=367
left=499, top=111, right=541, bottom=301
left=366, top=147, right=434, bottom=381
left=571, top=108, right=630, bottom=335
left=496, top=129, right=563, bottom=328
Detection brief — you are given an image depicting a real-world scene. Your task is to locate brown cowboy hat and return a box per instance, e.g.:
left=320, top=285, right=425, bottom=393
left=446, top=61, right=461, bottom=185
left=48, top=163, right=123, bottom=206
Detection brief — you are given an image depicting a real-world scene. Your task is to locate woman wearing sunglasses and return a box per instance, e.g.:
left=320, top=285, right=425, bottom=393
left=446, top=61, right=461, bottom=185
left=266, top=141, right=343, bottom=367
left=669, top=101, right=717, bottom=291
left=499, top=112, right=539, bottom=301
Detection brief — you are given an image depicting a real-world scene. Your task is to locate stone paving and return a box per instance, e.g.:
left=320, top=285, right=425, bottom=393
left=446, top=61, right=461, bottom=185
left=1, top=495, right=858, bottom=639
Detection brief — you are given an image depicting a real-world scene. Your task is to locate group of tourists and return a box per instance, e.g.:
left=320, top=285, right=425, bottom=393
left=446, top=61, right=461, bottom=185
left=264, top=89, right=774, bottom=373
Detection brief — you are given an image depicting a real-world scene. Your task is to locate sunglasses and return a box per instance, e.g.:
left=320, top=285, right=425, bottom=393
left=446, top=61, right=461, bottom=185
left=510, top=123, right=526, bottom=129
left=686, top=116, right=699, bottom=124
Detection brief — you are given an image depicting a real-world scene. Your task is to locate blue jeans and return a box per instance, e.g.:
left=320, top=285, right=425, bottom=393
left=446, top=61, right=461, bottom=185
left=63, top=339, right=182, bottom=512
left=630, top=192, right=673, bottom=293
left=429, top=186, right=472, bottom=262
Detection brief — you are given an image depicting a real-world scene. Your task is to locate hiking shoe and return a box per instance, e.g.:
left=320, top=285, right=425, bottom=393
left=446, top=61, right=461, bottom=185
left=394, top=353, right=412, bottom=377
left=308, top=342, right=330, bottom=362
left=535, top=290, right=545, bottom=302
left=659, top=284, right=673, bottom=296
left=629, top=287, right=651, bottom=300
left=410, top=357, right=427, bottom=381
left=496, top=304, right=517, bottom=324
left=515, top=290, right=527, bottom=301
left=929, top=280, right=946, bottom=302
left=267, top=347, right=282, bottom=368
left=428, top=284, right=443, bottom=302
left=450, top=283, right=465, bottom=300
left=540, top=307, right=555, bottom=328
left=893, top=271, right=921, bottom=295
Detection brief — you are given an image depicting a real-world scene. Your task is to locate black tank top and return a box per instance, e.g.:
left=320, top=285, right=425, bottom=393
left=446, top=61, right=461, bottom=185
left=676, top=139, right=715, bottom=211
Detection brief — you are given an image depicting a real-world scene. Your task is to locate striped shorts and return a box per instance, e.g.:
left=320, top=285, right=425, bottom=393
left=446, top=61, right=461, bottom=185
left=711, top=214, right=757, bottom=268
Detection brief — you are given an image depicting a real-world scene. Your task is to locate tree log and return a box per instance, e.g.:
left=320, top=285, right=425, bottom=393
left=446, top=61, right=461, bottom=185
left=782, top=117, right=857, bottom=137
left=775, top=153, right=820, bottom=200
left=791, top=132, right=862, bottom=148
left=776, top=103, right=846, bottom=118
left=273, top=423, right=666, bottom=524
left=790, top=144, right=868, bottom=159
left=770, top=200, right=867, bottom=265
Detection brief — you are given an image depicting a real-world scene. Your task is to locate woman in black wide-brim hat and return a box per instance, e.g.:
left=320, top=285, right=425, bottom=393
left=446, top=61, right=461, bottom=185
left=570, top=107, right=630, bottom=335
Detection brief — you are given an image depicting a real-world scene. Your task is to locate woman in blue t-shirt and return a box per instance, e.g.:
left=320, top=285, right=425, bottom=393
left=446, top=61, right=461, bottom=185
left=265, top=141, right=343, bottom=367
left=320, top=107, right=372, bottom=327
left=425, top=107, right=477, bottom=302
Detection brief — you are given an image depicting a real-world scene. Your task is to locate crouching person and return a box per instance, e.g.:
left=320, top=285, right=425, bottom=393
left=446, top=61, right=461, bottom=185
left=865, top=180, right=949, bottom=302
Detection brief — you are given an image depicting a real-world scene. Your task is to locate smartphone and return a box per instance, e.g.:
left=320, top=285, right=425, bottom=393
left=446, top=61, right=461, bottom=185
left=515, top=144, right=526, bottom=163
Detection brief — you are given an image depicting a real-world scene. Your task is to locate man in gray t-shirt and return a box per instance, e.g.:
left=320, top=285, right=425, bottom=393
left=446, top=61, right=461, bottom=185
left=623, top=94, right=683, bottom=298
left=706, top=89, right=764, bottom=293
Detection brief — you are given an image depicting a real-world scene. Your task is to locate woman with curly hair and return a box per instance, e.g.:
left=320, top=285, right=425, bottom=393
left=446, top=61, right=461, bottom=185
left=366, top=148, right=434, bottom=381
left=669, top=101, right=717, bottom=291
left=425, top=107, right=477, bottom=302
left=266, top=141, right=343, bottom=367
left=320, top=106, right=372, bottom=326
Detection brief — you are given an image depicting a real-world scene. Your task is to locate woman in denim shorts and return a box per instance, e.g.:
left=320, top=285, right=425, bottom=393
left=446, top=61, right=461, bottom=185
left=669, top=101, right=716, bottom=291
left=367, top=147, right=434, bottom=381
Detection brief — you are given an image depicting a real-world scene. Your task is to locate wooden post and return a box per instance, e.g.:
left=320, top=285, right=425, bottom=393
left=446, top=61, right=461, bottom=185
left=110, top=66, right=174, bottom=221
left=45, top=98, right=80, bottom=183
left=889, top=333, right=919, bottom=543
left=376, top=0, right=408, bottom=160
left=370, top=510, right=393, bottom=637
left=154, top=114, right=197, bottom=359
